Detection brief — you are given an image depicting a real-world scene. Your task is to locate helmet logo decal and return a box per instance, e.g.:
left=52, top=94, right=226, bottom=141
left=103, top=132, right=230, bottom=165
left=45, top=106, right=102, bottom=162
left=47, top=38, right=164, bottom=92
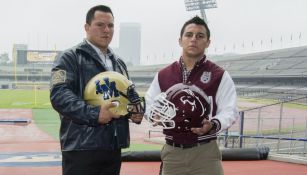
left=95, top=78, right=120, bottom=100
left=200, top=71, right=211, bottom=84
left=179, top=89, right=205, bottom=116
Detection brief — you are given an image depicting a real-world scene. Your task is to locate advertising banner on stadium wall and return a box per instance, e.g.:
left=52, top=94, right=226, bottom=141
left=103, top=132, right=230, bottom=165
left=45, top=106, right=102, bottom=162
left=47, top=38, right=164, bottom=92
left=27, top=51, right=57, bottom=62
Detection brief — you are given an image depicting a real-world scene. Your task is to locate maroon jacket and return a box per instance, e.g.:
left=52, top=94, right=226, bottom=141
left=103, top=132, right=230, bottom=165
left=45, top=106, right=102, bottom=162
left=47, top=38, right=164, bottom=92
left=158, top=56, right=224, bottom=144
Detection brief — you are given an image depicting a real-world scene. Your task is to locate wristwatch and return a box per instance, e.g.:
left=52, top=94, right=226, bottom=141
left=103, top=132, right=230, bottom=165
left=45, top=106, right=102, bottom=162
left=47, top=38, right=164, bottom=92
left=210, top=121, right=217, bottom=131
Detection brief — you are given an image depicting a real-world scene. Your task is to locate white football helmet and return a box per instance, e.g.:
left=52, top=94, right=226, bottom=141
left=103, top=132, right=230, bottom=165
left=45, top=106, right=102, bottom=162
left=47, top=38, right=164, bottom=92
left=148, top=92, right=176, bottom=129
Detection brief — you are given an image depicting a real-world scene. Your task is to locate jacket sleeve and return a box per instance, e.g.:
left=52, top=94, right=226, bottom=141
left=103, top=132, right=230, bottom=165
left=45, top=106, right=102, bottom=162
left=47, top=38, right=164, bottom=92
left=50, top=51, right=100, bottom=126
left=212, top=71, right=239, bottom=133
left=144, top=73, right=161, bottom=119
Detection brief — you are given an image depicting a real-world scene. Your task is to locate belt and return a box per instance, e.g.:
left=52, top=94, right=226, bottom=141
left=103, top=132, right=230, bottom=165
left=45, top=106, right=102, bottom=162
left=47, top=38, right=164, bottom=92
left=166, top=139, right=211, bottom=149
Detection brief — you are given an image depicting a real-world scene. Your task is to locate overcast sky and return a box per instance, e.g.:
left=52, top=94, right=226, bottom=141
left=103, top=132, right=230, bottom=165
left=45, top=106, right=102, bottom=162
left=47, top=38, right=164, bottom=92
left=1, top=0, right=307, bottom=65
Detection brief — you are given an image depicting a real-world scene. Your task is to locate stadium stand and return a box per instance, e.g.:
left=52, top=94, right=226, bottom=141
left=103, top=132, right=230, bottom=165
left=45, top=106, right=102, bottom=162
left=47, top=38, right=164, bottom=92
left=215, top=46, right=307, bottom=100
left=1, top=45, right=307, bottom=99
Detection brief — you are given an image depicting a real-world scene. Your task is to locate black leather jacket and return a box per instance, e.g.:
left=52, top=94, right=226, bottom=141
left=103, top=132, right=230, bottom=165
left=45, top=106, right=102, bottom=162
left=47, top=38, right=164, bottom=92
left=50, top=40, right=130, bottom=151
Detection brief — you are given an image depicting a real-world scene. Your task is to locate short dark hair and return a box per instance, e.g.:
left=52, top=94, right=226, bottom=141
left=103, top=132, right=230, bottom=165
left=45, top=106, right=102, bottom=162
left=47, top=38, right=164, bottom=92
left=86, top=5, right=113, bottom=24
left=180, top=16, right=210, bottom=39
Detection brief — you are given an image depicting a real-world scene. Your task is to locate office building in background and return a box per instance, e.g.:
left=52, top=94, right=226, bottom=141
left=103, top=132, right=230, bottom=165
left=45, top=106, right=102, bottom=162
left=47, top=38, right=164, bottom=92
left=118, top=23, right=141, bottom=66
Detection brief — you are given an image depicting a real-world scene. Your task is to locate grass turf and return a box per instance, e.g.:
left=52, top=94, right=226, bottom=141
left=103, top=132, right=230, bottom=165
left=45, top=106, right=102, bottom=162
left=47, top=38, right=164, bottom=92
left=32, top=108, right=162, bottom=152
left=0, top=89, right=161, bottom=151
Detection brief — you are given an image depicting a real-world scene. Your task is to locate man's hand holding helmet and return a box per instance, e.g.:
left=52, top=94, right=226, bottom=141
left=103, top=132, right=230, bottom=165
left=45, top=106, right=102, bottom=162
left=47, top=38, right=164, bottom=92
left=191, top=119, right=213, bottom=135
left=149, top=114, right=162, bottom=127
left=98, top=102, right=120, bottom=124
left=130, top=113, right=143, bottom=124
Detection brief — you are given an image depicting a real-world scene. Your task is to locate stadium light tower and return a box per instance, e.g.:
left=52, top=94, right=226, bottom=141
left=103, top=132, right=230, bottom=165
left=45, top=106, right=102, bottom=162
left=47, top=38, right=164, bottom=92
left=184, top=0, right=217, bottom=23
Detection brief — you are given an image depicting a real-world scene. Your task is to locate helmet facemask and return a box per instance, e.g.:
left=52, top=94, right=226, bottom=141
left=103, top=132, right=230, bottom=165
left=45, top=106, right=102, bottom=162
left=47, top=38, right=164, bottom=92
left=121, top=84, right=146, bottom=115
left=148, top=93, right=176, bottom=129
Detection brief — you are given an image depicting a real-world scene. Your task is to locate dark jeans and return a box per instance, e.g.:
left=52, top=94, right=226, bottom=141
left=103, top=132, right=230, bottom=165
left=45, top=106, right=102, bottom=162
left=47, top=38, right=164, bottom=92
left=62, top=149, right=121, bottom=175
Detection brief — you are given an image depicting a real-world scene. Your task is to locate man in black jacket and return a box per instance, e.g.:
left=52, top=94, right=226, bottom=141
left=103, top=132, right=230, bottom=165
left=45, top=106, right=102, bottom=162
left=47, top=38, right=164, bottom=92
left=50, top=5, right=143, bottom=175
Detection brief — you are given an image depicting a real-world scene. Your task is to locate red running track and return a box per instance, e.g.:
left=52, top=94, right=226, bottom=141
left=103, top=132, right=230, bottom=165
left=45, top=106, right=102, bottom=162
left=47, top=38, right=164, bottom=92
left=1, top=160, right=307, bottom=175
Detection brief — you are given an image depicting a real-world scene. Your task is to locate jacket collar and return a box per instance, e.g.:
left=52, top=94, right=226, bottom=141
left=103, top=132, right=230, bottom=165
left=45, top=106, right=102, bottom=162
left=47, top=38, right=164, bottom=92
left=178, top=55, right=207, bottom=69
left=75, top=40, right=117, bottom=69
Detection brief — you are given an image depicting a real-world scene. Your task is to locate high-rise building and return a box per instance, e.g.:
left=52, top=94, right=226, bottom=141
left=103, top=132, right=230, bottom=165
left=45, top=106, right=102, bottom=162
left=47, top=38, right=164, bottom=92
left=118, top=23, right=141, bottom=66
left=12, top=44, right=27, bottom=64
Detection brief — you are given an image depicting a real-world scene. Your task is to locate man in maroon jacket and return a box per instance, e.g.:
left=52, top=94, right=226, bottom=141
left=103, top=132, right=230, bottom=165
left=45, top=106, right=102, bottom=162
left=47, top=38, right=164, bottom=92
left=145, top=16, right=238, bottom=175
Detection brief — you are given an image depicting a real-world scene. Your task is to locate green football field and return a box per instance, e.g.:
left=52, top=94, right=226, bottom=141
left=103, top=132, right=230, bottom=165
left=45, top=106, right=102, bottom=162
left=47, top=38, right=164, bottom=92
left=0, top=89, right=162, bottom=152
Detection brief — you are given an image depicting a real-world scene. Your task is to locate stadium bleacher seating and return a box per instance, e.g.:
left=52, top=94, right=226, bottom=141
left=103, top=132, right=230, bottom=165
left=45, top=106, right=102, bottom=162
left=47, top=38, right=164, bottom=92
left=1, top=46, right=307, bottom=100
